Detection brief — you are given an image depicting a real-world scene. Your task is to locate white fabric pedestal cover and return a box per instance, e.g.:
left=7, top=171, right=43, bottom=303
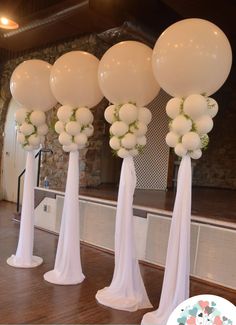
left=44, top=150, right=85, bottom=285
left=96, top=156, right=152, bottom=311
left=142, top=155, right=192, bottom=325
left=7, top=151, right=43, bottom=268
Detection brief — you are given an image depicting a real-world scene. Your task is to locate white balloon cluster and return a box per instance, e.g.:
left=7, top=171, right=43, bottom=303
left=55, top=105, right=94, bottom=152
left=165, top=94, right=218, bottom=159
left=15, top=108, right=48, bottom=151
left=105, top=103, right=152, bottom=158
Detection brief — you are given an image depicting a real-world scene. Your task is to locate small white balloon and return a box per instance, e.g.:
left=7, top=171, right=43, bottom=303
left=110, top=121, right=129, bottom=137
left=104, top=105, right=116, bottom=124
left=129, top=148, right=139, bottom=157
left=55, top=120, right=65, bottom=134
left=58, top=132, right=72, bottom=146
left=183, top=94, right=207, bottom=120
left=182, top=132, right=201, bottom=150
left=109, top=136, right=121, bottom=150
left=121, top=133, right=137, bottom=149
left=15, top=108, right=29, bottom=125
left=119, top=103, right=138, bottom=124
left=117, top=148, right=130, bottom=159
left=166, top=97, right=182, bottom=119
left=57, top=105, right=73, bottom=122
left=76, top=107, right=93, bottom=125
left=65, top=121, right=81, bottom=136
left=136, top=136, right=147, bottom=146
left=30, top=110, right=46, bottom=126
left=82, top=124, right=94, bottom=137
left=207, top=97, right=219, bottom=118
left=171, top=115, right=192, bottom=135
left=174, top=143, right=187, bottom=157
left=63, top=143, right=79, bottom=152
left=130, top=121, right=147, bottom=136
left=165, top=131, right=180, bottom=148
left=37, top=124, right=49, bottom=136
left=20, top=122, right=35, bottom=136
left=74, top=133, right=88, bottom=146
left=195, top=115, right=213, bottom=135
left=28, top=134, right=41, bottom=146
left=189, top=149, right=202, bottom=159
left=17, top=132, right=26, bottom=144
left=138, top=107, right=152, bottom=125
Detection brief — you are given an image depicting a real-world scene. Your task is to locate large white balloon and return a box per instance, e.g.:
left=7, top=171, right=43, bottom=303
left=152, top=18, right=232, bottom=97
left=50, top=51, right=103, bottom=108
left=10, top=59, right=57, bottom=111
left=98, top=41, right=160, bottom=106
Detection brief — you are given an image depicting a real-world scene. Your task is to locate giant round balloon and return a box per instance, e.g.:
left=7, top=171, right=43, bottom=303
left=50, top=51, right=103, bottom=108
left=152, top=18, right=232, bottom=98
left=98, top=41, right=160, bottom=106
left=10, top=59, right=57, bottom=111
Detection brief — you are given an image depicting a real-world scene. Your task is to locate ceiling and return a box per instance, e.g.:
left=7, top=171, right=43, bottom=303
left=0, top=0, right=235, bottom=60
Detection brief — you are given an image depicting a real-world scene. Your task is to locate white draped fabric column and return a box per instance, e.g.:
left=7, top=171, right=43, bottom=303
left=44, top=150, right=85, bottom=285
left=96, top=156, right=152, bottom=311
left=7, top=151, right=43, bottom=268
left=142, top=155, right=192, bottom=324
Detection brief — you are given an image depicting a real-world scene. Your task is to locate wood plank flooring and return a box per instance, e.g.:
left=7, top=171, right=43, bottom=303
left=0, top=201, right=235, bottom=324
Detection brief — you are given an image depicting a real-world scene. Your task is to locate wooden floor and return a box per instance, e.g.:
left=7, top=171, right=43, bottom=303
left=0, top=201, right=235, bottom=324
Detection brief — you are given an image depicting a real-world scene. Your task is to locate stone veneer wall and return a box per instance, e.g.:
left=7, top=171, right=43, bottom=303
left=0, top=34, right=110, bottom=190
